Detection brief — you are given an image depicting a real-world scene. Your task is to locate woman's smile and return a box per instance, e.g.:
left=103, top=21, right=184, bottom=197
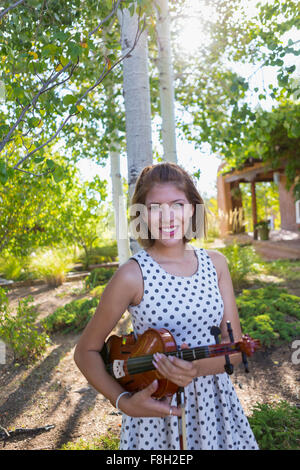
left=159, top=225, right=180, bottom=237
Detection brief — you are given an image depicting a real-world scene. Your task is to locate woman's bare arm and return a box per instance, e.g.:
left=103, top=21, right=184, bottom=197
left=73, top=261, right=182, bottom=417
left=73, top=262, right=140, bottom=406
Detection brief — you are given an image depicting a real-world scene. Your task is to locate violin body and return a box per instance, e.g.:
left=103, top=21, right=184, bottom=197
left=101, top=328, right=178, bottom=398
left=100, top=326, right=261, bottom=400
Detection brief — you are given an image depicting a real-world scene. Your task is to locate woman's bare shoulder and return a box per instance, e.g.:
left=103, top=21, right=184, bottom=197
left=117, top=257, right=142, bottom=279
left=110, top=257, right=142, bottom=300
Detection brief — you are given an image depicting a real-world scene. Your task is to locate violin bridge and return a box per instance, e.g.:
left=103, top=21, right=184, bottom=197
left=113, top=359, right=126, bottom=379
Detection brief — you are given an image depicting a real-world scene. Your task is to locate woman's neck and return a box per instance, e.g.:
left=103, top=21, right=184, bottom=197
left=147, top=242, right=192, bottom=261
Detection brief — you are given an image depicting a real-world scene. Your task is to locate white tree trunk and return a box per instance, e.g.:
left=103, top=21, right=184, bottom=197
left=118, top=7, right=153, bottom=254
left=156, top=0, right=177, bottom=163
left=101, top=24, right=131, bottom=265
left=110, top=139, right=131, bottom=266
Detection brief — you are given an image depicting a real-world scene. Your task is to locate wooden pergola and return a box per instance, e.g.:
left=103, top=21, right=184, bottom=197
left=217, top=158, right=300, bottom=239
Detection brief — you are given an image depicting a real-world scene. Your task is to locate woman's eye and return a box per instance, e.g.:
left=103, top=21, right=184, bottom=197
left=149, top=203, right=183, bottom=210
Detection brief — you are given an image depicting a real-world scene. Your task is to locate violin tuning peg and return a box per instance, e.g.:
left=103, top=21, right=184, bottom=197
left=210, top=326, right=221, bottom=344
left=242, top=352, right=250, bottom=373
left=224, top=362, right=234, bottom=375
left=226, top=321, right=234, bottom=342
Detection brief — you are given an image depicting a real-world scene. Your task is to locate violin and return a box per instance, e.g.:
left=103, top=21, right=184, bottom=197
left=100, top=324, right=261, bottom=399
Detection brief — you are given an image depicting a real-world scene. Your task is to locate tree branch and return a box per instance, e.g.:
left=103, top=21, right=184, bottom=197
left=88, top=0, right=123, bottom=37
left=11, top=11, right=146, bottom=171
left=0, top=1, right=142, bottom=165
left=0, top=0, right=25, bottom=20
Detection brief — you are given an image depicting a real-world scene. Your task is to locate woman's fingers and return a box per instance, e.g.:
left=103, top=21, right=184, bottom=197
left=127, top=380, right=182, bottom=417
left=153, top=352, right=195, bottom=373
left=152, top=352, right=197, bottom=385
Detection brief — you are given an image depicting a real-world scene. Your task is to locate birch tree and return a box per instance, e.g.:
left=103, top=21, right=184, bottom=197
left=118, top=7, right=153, bottom=254
left=100, top=23, right=131, bottom=266
left=110, top=136, right=131, bottom=265
left=155, top=0, right=177, bottom=162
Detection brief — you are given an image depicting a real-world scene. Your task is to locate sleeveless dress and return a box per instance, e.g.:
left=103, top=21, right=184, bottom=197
left=119, top=245, right=259, bottom=450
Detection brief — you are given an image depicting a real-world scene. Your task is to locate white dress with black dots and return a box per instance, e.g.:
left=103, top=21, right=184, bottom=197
left=119, top=246, right=259, bottom=450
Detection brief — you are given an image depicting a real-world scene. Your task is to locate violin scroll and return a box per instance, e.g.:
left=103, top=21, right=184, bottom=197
left=239, top=334, right=261, bottom=356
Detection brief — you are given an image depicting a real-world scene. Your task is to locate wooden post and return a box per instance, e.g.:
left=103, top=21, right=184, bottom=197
left=251, top=180, right=258, bottom=240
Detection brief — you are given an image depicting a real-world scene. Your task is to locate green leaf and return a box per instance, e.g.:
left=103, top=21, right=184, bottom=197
left=46, top=159, right=55, bottom=169
left=287, top=65, right=296, bottom=74
left=63, top=94, right=77, bottom=105
left=53, top=166, right=65, bottom=183
left=41, top=44, right=58, bottom=58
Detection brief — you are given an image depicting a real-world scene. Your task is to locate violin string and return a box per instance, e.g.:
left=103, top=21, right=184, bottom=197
left=126, top=345, right=241, bottom=375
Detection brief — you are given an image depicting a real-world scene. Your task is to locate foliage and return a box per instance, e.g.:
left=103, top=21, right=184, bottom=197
left=218, top=244, right=262, bottom=289
left=221, top=103, right=300, bottom=199
left=90, top=284, right=107, bottom=299
left=236, top=286, right=300, bottom=347
left=0, top=288, right=50, bottom=362
left=0, top=253, right=31, bottom=281
left=85, top=267, right=116, bottom=290
left=60, top=176, right=108, bottom=269
left=76, top=240, right=118, bottom=266
left=0, top=0, right=156, bottom=179
left=248, top=401, right=300, bottom=450
left=42, top=297, right=99, bottom=333
left=204, top=196, right=220, bottom=241
left=61, top=430, right=120, bottom=450
left=28, top=247, right=75, bottom=287
left=0, top=148, right=108, bottom=257
left=264, top=259, right=300, bottom=282
left=173, top=0, right=300, bottom=197
left=240, top=182, right=280, bottom=232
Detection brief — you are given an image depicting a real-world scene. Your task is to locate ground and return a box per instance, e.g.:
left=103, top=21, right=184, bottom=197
left=0, top=279, right=299, bottom=450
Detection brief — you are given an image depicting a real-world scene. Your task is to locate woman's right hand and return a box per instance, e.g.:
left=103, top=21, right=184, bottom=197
left=118, top=380, right=182, bottom=418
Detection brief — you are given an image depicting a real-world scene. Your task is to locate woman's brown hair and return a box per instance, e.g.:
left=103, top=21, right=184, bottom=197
left=129, top=162, right=207, bottom=248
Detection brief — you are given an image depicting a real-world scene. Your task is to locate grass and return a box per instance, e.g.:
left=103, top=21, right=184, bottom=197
left=61, top=430, right=120, bottom=450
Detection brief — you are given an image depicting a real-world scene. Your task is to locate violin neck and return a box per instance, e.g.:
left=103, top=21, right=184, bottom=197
left=125, top=342, right=241, bottom=376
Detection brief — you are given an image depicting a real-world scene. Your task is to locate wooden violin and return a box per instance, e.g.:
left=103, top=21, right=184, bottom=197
left=100, top=325, right=261, bottom=399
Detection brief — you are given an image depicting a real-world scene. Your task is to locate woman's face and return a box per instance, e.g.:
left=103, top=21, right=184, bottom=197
left=143, top=183, right=194, bottom=244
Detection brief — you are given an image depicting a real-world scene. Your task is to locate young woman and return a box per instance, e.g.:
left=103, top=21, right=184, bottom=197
left=74, top=162, right=259, bottom=450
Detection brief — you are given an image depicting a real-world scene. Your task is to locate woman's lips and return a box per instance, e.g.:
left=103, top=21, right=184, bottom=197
left=159, top=226, right=179, bottom=236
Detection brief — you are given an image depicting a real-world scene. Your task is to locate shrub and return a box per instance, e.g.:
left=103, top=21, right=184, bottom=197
left=0, top=253, right=32, bottom=281
left=219, top=243, right=262, bottom=289
left=90, top=284, right=106, bottom=299
left=85, top=267, right=116, bottom=290
left=0, top=288, right=50, bottom=363
left=28, top=247, right=74, bottom=287
left=248, top=401, right=300, bottom=450
left=43, top=297, right=99, bottom=334
left=236, top=286, right=300, bottom=347
left=76, top=241, right=118, bottom=267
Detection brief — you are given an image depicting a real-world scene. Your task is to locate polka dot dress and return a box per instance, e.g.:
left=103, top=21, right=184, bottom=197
left=119, top=246, right=259, bottom=450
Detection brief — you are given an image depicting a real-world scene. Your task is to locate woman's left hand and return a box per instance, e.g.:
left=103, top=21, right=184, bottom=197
left=152, top=344, right=198, bottom=388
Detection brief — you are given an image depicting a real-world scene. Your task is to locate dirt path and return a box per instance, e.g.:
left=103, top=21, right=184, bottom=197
left=1, top=280, right=299, bottom=450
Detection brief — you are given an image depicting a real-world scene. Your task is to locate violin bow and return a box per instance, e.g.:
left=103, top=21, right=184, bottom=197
left=176, top=345, right=188, bottom=450
left=176, top=386, right=187, bottom=450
